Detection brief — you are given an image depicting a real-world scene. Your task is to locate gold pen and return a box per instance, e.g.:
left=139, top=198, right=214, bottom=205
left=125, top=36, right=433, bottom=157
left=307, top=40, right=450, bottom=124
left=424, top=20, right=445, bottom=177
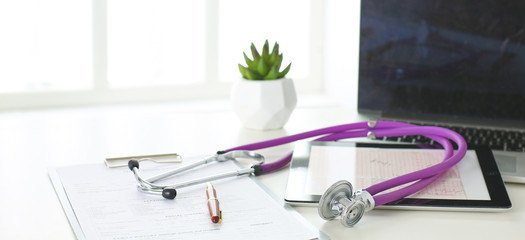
left=206, top=182, right=222, bottom=223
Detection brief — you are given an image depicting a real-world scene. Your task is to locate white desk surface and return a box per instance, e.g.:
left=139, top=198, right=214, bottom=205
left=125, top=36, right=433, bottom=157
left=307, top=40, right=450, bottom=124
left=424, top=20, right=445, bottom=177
left=0, top=98, right=523, bottom=240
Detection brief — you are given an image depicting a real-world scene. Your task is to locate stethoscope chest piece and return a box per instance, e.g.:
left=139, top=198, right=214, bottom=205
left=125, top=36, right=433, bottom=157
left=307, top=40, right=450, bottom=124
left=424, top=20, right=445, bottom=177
left=318, top=180, right=366, bottom=227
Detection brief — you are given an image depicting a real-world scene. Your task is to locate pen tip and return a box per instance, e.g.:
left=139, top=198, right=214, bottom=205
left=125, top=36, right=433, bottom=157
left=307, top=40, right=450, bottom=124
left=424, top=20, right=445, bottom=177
left=211, top=216, right=220, bottom=223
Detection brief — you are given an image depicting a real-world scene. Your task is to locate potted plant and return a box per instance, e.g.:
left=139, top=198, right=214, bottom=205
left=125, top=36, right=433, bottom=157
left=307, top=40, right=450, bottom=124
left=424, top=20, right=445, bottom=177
left=231, top=40, right=297, bottom=130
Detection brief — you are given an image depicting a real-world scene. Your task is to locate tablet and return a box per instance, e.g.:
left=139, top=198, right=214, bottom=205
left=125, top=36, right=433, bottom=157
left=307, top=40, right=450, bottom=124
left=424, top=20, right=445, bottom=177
left=284, top=141, right=512, bottom=211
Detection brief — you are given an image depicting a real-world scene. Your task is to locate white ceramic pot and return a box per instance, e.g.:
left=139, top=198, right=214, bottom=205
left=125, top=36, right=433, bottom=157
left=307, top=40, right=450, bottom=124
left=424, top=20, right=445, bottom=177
left=231, top=78, right=297, bottom=130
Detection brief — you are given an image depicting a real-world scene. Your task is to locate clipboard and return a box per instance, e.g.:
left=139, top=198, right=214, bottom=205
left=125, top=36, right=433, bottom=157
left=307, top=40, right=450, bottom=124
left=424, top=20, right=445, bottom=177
left=49, top=167, right=87, bottom=240
left=49, top=156, right=329, bottom=240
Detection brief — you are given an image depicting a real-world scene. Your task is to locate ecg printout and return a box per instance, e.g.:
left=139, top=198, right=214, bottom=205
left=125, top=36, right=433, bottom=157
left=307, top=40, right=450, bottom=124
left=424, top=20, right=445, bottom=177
left=355, top=148, right=466, bottom=199
left=51, top=157, right=319, bottom=240
left=305, top=146, right=490, bottom=200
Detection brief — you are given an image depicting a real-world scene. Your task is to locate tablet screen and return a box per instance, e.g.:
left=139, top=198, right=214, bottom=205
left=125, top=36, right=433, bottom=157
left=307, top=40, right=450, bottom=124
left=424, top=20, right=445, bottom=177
left=284, top=141, right=511, bottom=211
left=305, top=145, right=489, bottom=200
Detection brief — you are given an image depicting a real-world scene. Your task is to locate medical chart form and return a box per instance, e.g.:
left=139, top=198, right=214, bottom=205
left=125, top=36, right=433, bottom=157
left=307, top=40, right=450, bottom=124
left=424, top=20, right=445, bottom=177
left=50, top=158, right=320, bottom=240
left=306, top=147, right=490, bottom=200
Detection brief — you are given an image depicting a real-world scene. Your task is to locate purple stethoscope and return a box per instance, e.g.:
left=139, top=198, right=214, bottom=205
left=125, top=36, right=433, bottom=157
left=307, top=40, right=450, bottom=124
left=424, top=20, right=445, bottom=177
left=128, top=120, right=467, bottom=227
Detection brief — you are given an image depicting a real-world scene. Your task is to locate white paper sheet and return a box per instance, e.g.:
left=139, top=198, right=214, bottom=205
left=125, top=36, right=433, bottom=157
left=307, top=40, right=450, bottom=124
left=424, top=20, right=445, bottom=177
left=51, top=158, right=320, bottom=240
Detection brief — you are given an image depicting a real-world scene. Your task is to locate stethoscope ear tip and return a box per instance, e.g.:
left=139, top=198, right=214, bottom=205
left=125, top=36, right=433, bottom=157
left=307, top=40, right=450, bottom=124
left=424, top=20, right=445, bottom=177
left=128, top=159, right=140, bottom=171
left=162, top=188, right=177, bottom=199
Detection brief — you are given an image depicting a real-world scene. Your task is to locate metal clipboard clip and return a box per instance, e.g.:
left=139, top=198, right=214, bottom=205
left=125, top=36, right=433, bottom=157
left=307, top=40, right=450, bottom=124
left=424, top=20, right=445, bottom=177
left=104, top=153, right=183, bottom=168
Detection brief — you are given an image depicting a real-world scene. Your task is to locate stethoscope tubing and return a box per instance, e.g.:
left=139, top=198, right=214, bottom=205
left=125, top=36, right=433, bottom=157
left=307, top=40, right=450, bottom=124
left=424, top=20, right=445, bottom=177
left=367, top=129, right=462, bottom=206
left=223, top=122, right=370, bottom=173
left=130, top=120, right=466, bottom=207
left=312, top=127, right=455, bottom=206
left=221, top=120, right=467, bottom=207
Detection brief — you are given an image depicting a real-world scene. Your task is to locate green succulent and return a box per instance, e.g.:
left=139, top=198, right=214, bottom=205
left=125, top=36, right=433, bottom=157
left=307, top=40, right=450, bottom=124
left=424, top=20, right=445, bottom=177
left=238, top=40, right=292, bottom=80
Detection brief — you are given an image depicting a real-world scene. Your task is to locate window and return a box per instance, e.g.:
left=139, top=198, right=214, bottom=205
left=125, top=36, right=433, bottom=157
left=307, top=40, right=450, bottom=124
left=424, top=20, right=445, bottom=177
left=107, top=0, right=206, bottom=87
left=0, top=0, right=326, bottom=110
left=0, top=1, right=92, bottom=93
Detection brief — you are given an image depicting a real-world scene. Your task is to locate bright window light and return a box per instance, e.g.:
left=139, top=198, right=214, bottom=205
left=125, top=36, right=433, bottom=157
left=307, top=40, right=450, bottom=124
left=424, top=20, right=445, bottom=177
left=218, top=0, right=311, bottom=82
left=0, top=0, right=326, bottom=109
left=107, top=0, right=206, bottom=88
left=0, top=1, right=92, bottom=93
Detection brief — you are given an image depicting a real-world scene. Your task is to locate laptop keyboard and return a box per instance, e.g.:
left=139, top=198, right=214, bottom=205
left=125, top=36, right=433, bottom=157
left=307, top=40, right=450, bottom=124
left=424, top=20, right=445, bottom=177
left=379, top=122, right=525, bottom=152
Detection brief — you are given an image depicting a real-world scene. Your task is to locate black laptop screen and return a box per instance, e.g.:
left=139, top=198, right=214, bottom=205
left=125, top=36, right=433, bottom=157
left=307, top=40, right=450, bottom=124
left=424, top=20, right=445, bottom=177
left=358, top=0, right=525, bottom=122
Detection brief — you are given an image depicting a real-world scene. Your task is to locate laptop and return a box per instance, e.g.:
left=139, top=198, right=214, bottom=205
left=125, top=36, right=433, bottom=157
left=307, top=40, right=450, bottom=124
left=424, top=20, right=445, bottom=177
left=357, top=0, right=525, bottom=183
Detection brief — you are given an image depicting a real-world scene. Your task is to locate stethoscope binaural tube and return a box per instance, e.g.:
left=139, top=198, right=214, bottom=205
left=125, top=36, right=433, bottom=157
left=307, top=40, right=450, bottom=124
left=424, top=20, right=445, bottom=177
left=128, top=151, right=265, bottom=199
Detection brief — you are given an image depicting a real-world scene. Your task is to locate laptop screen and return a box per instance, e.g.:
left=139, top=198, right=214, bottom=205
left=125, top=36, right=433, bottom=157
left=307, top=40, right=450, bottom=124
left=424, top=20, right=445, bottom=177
left=357, top=0, right=525, bottom=123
